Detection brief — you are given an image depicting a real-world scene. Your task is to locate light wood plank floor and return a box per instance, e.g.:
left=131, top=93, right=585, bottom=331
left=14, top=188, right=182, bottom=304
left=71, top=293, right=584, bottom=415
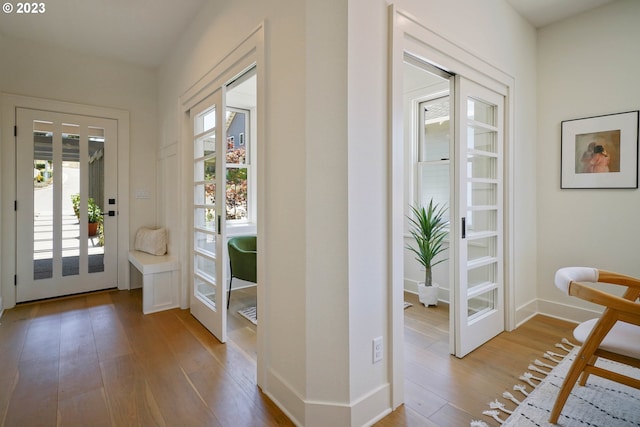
left=0, top=287, right=290, bottom=427
left=0, top=289, right=575, bottom=427
left=375, top=292, right=576, bottom=426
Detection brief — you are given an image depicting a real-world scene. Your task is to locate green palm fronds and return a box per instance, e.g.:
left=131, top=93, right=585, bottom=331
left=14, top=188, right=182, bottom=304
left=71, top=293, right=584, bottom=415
left=406, top=199, right=449, bottom=286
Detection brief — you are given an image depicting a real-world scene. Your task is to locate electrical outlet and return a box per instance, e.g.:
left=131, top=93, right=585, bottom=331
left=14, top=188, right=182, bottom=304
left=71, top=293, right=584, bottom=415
left=373, top=336, right=383, bottom=363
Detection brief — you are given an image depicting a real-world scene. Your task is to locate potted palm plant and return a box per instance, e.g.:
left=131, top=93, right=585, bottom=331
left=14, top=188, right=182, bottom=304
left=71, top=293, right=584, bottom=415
left=406, top=199, right=449, bottom=306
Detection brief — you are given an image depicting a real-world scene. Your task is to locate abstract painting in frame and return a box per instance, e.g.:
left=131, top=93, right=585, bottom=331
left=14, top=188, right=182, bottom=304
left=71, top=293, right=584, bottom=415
left=561, top=110, right=639, bottom=189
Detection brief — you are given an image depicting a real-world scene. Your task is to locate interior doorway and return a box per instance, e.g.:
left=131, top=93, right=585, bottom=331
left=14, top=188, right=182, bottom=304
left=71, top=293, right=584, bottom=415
left=391, top=5, right=514, bottom=409
left=402, top=55, right=453, bottom=357
left=188, top=67, right=258, bottom=344
left=178, top=24, right=266, bottom=389
left=401, top=51, right=507, bottom=354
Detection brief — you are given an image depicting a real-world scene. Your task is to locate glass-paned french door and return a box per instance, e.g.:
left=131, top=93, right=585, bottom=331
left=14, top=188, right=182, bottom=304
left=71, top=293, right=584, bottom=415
left=16, top=108, right=118, bottom=302
left=454, top=76, right=505, bottom=357
left=190, top=89, right=228, bottom=343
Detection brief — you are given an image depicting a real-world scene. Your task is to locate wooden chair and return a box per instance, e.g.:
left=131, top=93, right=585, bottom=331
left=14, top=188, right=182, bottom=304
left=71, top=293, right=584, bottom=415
left=549, top=267, right=640, bottom=424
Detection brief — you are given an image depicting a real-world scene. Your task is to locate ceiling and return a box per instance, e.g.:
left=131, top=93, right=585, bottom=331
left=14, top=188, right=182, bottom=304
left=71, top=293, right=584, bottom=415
left=0, top=0, right=618, bottom=68
left=506, top=0, right=617, bottom=27
left=0, top=0, right=206, bottom=68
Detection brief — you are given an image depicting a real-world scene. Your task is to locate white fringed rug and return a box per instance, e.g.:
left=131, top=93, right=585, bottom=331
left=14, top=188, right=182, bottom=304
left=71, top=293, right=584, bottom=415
left=238, top=306, right=257, bottom=325
left=472, top=340, right=640, bottom=427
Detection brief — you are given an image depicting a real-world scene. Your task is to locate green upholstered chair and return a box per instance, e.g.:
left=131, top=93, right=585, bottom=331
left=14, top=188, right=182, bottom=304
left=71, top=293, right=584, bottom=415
left=227, top=235, right=257, bottom=309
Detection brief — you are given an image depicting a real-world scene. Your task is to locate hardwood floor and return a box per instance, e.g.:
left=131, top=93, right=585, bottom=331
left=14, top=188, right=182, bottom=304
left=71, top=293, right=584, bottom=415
left=375, top=292, right=576, bottom=426
left=0, top=287, right=290, bottom=427
left=0, top=288, right=576, bottom=427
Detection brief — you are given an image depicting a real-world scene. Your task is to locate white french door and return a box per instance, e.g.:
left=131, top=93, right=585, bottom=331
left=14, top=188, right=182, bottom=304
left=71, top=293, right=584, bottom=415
left=16, top=108, right=118, bottom=302
left=190, top=88, right=228, bottom=343
left=453, top=76, right=505, bottom=357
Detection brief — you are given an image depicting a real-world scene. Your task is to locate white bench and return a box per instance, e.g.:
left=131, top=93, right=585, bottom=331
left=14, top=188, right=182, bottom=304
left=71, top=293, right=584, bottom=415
left=128, top=250, right=180, bottom=314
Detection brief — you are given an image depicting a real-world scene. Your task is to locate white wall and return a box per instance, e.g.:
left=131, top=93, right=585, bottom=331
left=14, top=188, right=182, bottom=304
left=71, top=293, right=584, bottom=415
left=0, top=34, right=158, bottom=305
left=155, top=0, right=545, bottom=423
left=347, top=0, right=537, bottom=420
left=536, top=0, right=640, bottom=319
left=156, top=0, right=320, bottom=424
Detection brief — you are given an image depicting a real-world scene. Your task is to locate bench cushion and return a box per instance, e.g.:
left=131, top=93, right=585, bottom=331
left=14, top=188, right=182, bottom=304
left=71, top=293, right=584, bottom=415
left=134, top=227, right=167, bottom=256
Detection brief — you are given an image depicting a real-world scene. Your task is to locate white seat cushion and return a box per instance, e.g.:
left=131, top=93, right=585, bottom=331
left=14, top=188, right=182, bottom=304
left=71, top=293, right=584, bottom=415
left=574, top=318, right=640, bottom=359
left=134, top=227, right=167, bottom=256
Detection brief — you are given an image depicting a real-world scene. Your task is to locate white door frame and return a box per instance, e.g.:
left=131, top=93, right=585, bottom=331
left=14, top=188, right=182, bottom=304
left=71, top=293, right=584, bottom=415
left=1, top=93, right=130, bottom=309
left=179, top=23, right=266, bottom=387
left=389, top=5, right=516, bottom=408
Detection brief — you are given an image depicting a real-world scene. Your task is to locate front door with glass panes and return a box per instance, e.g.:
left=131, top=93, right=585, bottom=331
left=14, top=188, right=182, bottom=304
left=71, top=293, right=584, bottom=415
left=15, top=108, right=118, bottom=302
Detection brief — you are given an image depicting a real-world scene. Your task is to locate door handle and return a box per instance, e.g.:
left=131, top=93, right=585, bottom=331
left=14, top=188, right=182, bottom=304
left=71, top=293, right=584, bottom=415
left=461, top=217, right=466, bottom=239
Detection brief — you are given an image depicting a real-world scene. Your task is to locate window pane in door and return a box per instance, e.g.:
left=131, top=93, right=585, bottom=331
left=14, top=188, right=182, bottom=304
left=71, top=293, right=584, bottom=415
left=467, top=126, right=497, bottom=153
left=467, top=154, right=496, bottom=180
left=467, top=98, right=496, bottom=126
left=33, top=122, right=54, bottom=280
left=466, top=209, right=496, bottom=234
left=88, top=127, right=105, bottom=274
left=195, top=134, right=216, bottom=158
left=467, top=235, right=496, bottom=262
left=194, top=207, right=216, bottom=231
left=61, top=129, right=80, bottom=276
left=195, top=254, right=216, bottom=282
left=468, top=288, right=497, bottom=320
left=195, top=231, right=216, bottom=256
left=194, top=182, right=216, bottom=206
left=195, top=154, right=216, bottom=183
left=196, top=110, right=215, bottom=135
left=195, top=276, right=216, bottom=308
left=468, top=263, right=497, bottom=292
left=468, top=181, right=497, bottom=206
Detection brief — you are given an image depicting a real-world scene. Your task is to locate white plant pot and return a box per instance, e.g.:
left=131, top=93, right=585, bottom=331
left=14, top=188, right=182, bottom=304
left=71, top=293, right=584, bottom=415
left=418, top=282, right=439, bottom=306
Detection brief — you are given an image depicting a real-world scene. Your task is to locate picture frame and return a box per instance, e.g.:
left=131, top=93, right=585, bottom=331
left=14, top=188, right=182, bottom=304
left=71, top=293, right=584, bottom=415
left=561, top=110, right=639, bottom=189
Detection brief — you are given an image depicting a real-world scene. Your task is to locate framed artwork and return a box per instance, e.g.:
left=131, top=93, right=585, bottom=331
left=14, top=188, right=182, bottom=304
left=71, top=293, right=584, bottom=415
left=561, top=110, right=639, bottom=189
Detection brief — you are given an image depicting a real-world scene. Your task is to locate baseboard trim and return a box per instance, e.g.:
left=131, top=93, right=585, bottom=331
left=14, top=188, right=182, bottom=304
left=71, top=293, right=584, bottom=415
left=536, top=298, right=600, bottom=323
left=515, top=298, right=600, bottom=326
left=351, top=383, right=391, bottom=427
left=265, top=369, right=392, bottom=427
left=304, top=383, right=391, bottom=427
left=515, top=299, right=539, bottom=327
left=264, top=369, right=304, bottom=426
